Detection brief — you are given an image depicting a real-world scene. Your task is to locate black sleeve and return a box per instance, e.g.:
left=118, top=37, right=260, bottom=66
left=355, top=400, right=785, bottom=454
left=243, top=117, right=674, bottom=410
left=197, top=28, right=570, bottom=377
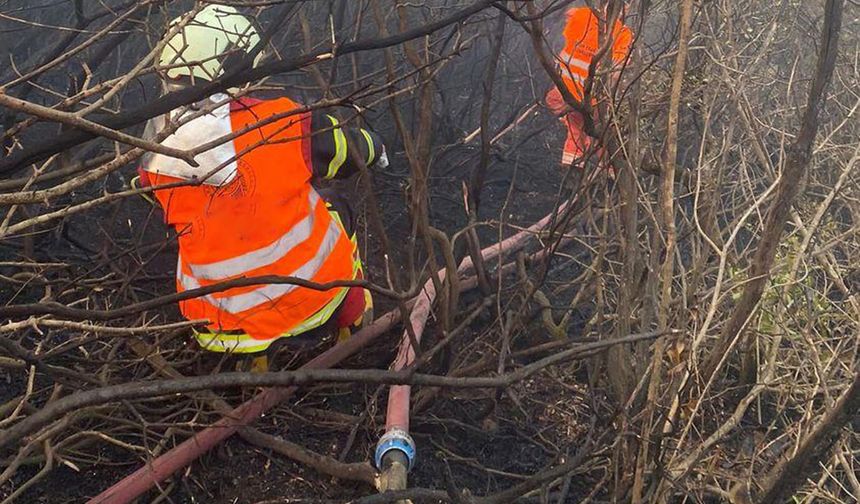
left=309, top=111, right=386, bottom=180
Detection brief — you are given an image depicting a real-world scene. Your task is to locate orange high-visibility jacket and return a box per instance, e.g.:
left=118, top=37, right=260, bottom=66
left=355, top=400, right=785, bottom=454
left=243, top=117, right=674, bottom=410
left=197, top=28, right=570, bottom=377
left=558, top=7, right=633, bottom=102
left=142, top=96, right=357, bottom=352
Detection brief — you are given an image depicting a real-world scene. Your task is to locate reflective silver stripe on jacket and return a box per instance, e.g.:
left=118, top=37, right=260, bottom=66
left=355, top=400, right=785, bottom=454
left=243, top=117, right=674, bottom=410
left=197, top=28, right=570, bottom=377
left=558, top=50, right=591, bottom=72
left=177, top=218, right=343, bottom=314
left=561, top=67, right=586, bottom=85
left=187, top=191, right=321, bottom=280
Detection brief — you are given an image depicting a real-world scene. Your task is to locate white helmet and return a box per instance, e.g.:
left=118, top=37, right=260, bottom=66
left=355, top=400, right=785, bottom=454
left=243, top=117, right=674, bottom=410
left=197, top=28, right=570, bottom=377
left=159, top=4, right=263, bottom=83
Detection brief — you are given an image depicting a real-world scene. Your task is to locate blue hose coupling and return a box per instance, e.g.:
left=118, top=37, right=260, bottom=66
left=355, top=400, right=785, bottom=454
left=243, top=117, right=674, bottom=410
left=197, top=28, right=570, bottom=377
left=374, top=429, right=416, bottom=472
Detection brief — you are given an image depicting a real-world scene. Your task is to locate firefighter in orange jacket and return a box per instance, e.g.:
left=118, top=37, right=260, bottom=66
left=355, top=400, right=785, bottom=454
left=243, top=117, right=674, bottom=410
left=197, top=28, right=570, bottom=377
left=546, top=3, right=633, bottom=169
left=139, top=5, right=386, bottom=356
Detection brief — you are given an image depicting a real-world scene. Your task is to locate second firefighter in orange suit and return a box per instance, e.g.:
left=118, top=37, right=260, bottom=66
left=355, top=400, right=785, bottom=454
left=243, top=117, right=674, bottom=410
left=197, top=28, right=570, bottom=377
left=140, top=5, right=387, bottom=355
left=546, top=5, right=633, bottom=168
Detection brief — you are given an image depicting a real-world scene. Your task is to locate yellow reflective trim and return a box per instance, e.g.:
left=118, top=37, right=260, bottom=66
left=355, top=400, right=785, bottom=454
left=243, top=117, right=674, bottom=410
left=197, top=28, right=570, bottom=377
left=194, top=330, right=274, bottom=354
left=359, top=128, right=375, bottom=166
left=131, top=176, right=157, bottom=206
left=328, top=205, right=358, bottom=244
left=326, top=115, right=347, bottom=179
left=327, top=206, right=343, bottom=227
